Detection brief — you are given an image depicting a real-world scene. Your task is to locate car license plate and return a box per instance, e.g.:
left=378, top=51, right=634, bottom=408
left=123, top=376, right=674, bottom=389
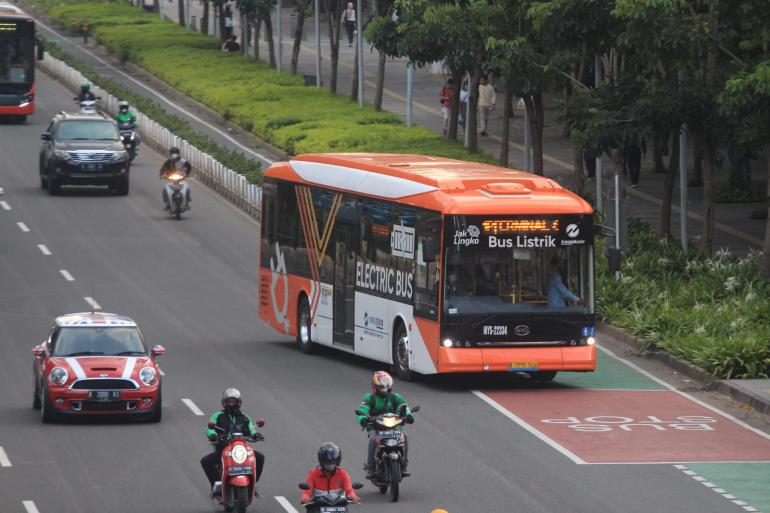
left=89, top=390, right=120, bottom=401
left=319, top=507, right=347, bottom=513
left=82, top=164, right=102, bottom=171
left=377, top=431, right=401, bottom=440
left=509, top=361, right=539, bottom=371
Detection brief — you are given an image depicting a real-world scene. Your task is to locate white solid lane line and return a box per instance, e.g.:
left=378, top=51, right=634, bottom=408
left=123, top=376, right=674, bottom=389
left=182, top=398, right=204, bottom=416
left=59, top=270, right=75, bottom=282
left=275, top=496, right=300, bottom=513
left=37, top=244, right=52, bottom=255
left=22, top=501, right=40, bottom=513
left=83, top=297, right=102, bottom=310
left=0, top=446, right=11, bottom=467
left=0, top=200, right=10, bottom=210
left=17, top=221, right=30, bottom=232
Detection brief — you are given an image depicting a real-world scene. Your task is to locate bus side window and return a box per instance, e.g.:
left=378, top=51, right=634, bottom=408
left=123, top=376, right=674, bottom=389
left=414, top=235, right=439, bottom=319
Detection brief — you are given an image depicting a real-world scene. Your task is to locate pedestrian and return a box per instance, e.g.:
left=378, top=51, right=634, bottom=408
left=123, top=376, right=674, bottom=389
left=439, top=78, right=453, bottom=136
left=342, top=2, right=356, bottom=48
left=477, top=75, right=496, bottom=136
left=224, top=5, right=234, bottom=39
left=458, top=80, right=468, bottom=131
left=222, top=35, right=240, bottom=53
left=623, top=135, right=645, bottom=187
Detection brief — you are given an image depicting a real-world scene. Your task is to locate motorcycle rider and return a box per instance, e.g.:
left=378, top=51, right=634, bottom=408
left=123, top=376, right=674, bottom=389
left=355, top=371, right=413, bottom=479
left=300, top=443, right=359, bottom=506
left=76, top=82, right=96, bottom=102
left=200, top=388, right=266, bottom=495
left=159, top=146, right=192, bottom=211
left=115, top=101, right=141, bottom=154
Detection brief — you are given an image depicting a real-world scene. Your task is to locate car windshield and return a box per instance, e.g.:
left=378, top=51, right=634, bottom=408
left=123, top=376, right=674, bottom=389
left=0, top=35, right=33, bottom=85
left=52, top=327, right=146, bottom=356
left=56, top=120, right=118, bottom=141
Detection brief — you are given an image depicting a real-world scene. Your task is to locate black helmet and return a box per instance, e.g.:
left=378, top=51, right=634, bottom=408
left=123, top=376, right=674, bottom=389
left=221, top=387, right=242, bottom=412
left=317, top=442, right=341, bottom=472
left=169, top=146, right=180, bottom=156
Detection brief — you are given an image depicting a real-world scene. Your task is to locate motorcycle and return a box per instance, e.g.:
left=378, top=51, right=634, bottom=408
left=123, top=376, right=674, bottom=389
left=209, top=420, right=264, bottom=513
left=73, top=96, right=102, bottom=114
left=117, top=121, right=138, bottom=162
left=164, top=172, right=188, bottom=220
left=355, top=405, right=419, bottom=502
left=298, top=482, right=362, bottom=513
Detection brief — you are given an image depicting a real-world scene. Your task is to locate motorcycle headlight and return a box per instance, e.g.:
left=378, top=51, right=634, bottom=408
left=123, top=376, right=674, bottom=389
left=111, top=150, right=129, bottom=161
left=50, top=367, right=68, bottom=386
left=139, top=366, right=157, bottom=385
left=53, top=150, right=72, bottom=161
left=231, top=444, right=248, bottom=464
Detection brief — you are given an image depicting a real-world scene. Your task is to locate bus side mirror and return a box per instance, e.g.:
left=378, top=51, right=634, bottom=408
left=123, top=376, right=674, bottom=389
left=36, top=38, right=44, bottom=60
left=422, top=238, right=436, bottom=263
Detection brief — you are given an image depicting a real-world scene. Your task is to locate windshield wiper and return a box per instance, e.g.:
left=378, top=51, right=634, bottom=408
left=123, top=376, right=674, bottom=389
left=62, top=351, right=105, bottom=356
left=112, top=351, right=146, bottom=356
left=95, top=138, right=118, bottom=140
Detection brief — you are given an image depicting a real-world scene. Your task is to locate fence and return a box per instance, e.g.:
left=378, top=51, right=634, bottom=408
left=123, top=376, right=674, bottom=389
left=38, top=53, right=263, bottom=219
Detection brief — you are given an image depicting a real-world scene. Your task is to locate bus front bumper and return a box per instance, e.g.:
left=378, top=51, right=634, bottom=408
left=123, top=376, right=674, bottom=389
left=437, top=345, right=595, bottom=373
left=0, top=102, right=34, bottom=116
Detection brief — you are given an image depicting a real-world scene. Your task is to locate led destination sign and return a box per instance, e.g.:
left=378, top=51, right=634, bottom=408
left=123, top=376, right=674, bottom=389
left=482, top=219, right=560, bottom=234
left=449, top=216, right=593, bottom=249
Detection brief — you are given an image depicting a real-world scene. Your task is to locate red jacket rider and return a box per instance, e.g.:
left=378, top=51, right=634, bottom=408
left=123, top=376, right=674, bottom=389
left=301, top=443, right=359, bottom=504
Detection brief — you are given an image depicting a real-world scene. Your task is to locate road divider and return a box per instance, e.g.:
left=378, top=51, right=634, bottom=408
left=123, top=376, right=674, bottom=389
left=182, top=398, right=204, bottom=416
left=0, top=446, right=12, bottom=467
left=39, top=53, right=262, bottom=219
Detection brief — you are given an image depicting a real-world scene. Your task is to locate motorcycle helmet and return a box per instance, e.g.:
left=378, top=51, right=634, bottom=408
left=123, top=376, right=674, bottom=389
left=169, top=146, right=180, bottom=158
left=317, top=442, right=341, bottom=473
left=221, top=387, right=242, bottom=412
left=80, top=82, right=91, bottom=92
left=371, top=371, right=393, bottom=397
left=118, top=100, right=129, bottom=113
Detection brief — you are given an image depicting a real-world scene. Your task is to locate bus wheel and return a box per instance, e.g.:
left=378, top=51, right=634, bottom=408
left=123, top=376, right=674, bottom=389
left=528, top=371, right=557, bottom=382
left=391, top=322, right=413, bottom=381
left=296, top=297, right=316, bottom=354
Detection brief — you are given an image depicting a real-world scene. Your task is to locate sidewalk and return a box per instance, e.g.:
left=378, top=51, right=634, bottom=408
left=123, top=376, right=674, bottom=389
left=165, top=0, right=766, bottom=256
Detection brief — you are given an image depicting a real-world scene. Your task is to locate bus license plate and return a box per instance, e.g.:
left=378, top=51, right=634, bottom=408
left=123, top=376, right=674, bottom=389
left=509, top=361, right=538, bottom=371
left=89, top=390, right=120, bottom=401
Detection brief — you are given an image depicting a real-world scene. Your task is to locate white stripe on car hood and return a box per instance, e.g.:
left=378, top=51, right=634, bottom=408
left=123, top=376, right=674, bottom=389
left=65, top=358, right=87, bottom=379
left=122, top=357, right=137, bottom=379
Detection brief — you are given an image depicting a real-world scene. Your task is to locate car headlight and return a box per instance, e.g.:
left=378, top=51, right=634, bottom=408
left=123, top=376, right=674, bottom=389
left=231, top=444, right=248, bottom=464
left=53, top=150, right=71, bottom=161
left=139, top=366, right=157, bottom=385
left=50, top=367, right=68, bottom=385
left=111, top=150, right=129, bottom=161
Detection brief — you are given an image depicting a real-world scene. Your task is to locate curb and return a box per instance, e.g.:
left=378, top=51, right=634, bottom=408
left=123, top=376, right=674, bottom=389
left=598, top=321, right=770, bottom=415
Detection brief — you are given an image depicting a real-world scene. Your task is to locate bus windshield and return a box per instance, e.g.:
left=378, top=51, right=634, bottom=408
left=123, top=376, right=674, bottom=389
left=0, top=34, right=34, bottom=85
left=443, top=215, right=593, bottom=316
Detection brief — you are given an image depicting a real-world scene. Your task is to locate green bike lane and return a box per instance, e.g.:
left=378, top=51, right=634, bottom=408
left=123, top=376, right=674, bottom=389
left=475, top=346, right=770, bottom=513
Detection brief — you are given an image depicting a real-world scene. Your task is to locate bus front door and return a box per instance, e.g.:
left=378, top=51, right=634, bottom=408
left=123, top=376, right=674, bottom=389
left=333, top=225, right=356, bottom=348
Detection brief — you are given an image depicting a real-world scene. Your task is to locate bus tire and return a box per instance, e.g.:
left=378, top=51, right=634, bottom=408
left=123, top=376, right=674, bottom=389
left=528, top=371, right=557, bottom=382
left=391, top=322, right=413, bottom=381
left=296, top=296, right=316, bottom=354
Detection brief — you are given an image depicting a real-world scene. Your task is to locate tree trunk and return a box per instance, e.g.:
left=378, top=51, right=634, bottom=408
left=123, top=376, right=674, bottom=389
left=652, top=133, right=667, bottom=173
left=255, top=20, right=261, bottom=57
left=351, top=43, right=358, bottom=100
left=290, top=3, right=307, bottom=74
left=178, top=0, right=185, bottom=26
left=499, top=82, right=513, bottom=167
left=467, top=52, right=482, bottom=154
left=373, top=50, right=386, bottom=111
left=572, top=140, right=585, bottom=196
left=446, top=68, right=462, bottom=141
left=217, top=3, right=226, bottom=41
left=532, top=92, right=545, bottom=175
left=202, top=1, right=209, bottom=35
left=265, top=16, right=276, bottom=68
left=660, top=130, right=680, bottom=239
left=692, top=138, right=704, bottom=186
left=324, top=0, right=342, bottom=93
left=761, top=148, right=770, bottom=280
left=702, top=146, right=715, bottom=256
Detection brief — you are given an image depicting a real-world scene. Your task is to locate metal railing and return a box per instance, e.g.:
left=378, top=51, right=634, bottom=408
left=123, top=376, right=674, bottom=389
left=39, top=53, right=262, bottom=219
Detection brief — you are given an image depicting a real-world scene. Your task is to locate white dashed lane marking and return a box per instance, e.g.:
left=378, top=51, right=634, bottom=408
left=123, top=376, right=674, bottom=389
left=23, top=501, right=40, bottom=513
left=275, top=496, right=300, bottom=513
left=0, top=200, right=10, bottom=210
left=83, top=297, right=101, bottom=310
left=182, top=398, right=204, bottom=416
left=59, top=270, right=75, bottom=282
left=673, top=465, right=759, bottom=512
left=17, top=221, right=30, bottom=232
left=0, top=446, right=11, bottom=467
left=37, top=244, right=52, bottom=255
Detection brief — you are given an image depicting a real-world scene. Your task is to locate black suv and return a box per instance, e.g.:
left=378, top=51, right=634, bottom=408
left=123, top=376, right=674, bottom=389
left=39, top=112, right=131, bottom=195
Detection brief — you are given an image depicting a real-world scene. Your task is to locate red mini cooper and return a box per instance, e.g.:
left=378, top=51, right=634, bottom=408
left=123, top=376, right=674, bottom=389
left=32, top=312, right=165, bottom=423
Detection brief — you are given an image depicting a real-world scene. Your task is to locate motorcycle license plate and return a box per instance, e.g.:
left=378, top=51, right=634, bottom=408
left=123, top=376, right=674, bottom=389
left=509, top=361, right=539, bottom=371
left=89, top=390, right=120, bottom=401
left=227, top=466, right=251, bottom=475
left=377, top=431, right=401, bottom=440
left=319, top=507, right=347, bottom=513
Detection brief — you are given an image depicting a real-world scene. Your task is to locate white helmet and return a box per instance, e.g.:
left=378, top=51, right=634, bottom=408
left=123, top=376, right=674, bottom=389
left=221, top=387, right=242, bottom=410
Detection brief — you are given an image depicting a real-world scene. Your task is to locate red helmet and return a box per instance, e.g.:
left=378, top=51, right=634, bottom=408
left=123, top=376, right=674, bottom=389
left=371, top=371, right=393, bottom=396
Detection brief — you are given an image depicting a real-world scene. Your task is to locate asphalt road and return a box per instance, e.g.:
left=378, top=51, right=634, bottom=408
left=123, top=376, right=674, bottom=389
left=0, top=72, right=755, bottom=513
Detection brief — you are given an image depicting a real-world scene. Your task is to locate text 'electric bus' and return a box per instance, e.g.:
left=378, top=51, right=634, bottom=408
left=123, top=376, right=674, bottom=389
left=259, top=154, right=595, bottom=381
left=0, top=3, right=43, bottom=122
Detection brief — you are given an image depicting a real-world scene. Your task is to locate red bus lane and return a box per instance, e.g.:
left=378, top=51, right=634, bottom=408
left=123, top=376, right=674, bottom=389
left=483, top=390, right=770, bottom=464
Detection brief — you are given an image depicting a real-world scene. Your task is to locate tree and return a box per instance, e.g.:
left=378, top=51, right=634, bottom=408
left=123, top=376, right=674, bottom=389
left=178, top=0, right=186, bottom=27
left=201, top=0, right=210, bottom=35
left=290, top=0, right=312, bottom=74
left=238, top=0, right=278, bottom=66
left=323, top=0, right=343, bottom=93
left=363, top=0, right=396, bottom=110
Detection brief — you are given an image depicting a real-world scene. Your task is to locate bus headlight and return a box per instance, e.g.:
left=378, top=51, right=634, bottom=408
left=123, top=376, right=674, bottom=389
left=586, top=337, right=596, bottom=346
left=442, top=338, right=454, bottom=348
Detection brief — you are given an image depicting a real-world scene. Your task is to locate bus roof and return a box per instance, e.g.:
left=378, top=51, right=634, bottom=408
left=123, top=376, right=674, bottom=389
left=264, top=153, right=592, bottom=215
left=0, top=3, right=28, bottom=16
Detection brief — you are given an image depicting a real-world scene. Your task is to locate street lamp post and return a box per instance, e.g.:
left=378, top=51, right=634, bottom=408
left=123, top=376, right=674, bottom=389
left=276, top=0, right=282, bottom=71
left=314, top=0, right=321, bottom=89
left=594, top=54, right=603, bottom=213
left=406, top=62, right=413, bottom=127
left=356, top=0, right=363, bottom=107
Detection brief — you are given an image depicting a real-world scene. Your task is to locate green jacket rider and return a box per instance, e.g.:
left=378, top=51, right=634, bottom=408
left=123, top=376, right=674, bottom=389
left=115, top=100, right=137, bottom=128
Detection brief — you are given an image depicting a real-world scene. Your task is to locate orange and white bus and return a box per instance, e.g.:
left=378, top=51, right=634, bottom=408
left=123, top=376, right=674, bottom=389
left=0, top=3, right=43, bottom=122
left=259, top=154, right=596, bottom=381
